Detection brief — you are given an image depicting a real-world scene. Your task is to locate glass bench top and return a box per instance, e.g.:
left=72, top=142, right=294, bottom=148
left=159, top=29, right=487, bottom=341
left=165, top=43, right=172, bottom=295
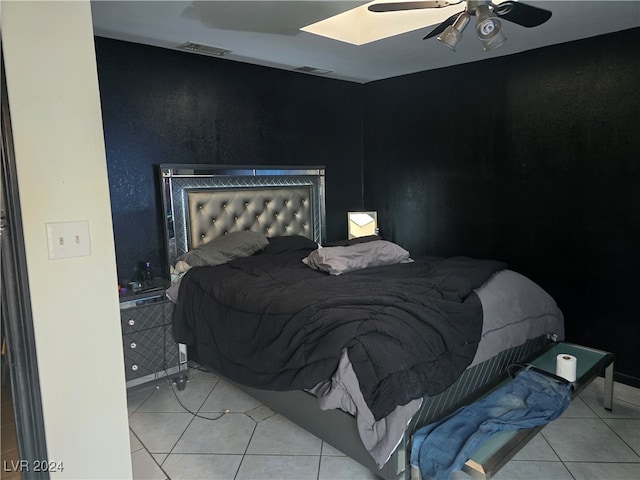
left=528, top=342, right=612, bottom=379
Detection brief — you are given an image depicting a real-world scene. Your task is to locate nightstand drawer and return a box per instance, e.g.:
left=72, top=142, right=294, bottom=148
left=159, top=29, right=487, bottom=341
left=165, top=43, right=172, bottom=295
left=120, top=300, right=173, bottom=334
left=123, top=327, right=167, bottom=380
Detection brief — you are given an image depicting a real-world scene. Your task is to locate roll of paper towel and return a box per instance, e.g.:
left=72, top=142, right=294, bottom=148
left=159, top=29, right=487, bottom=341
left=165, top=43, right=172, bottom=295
left=556, top=354, right=577, bottom=382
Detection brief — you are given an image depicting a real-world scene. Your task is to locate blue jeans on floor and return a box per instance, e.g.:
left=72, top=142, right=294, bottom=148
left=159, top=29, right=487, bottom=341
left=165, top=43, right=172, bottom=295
left=410, top=367, right=572, bottom=480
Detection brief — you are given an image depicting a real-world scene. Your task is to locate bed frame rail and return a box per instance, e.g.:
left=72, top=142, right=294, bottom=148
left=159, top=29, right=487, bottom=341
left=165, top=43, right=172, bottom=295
left=230, top=335, right=553, bottom=480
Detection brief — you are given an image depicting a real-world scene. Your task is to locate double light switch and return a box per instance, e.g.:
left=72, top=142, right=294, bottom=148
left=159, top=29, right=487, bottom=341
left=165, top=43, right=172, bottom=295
left=45, top=221, right=91, bottom=260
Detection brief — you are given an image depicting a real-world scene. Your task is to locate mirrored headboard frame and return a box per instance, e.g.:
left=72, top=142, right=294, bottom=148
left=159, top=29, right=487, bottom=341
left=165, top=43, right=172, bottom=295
left=159, top=164, right=326, bottom=268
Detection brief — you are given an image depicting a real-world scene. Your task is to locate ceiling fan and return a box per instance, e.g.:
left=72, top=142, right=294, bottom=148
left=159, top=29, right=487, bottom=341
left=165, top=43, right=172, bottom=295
left=368, top=1, right=552, bottom=51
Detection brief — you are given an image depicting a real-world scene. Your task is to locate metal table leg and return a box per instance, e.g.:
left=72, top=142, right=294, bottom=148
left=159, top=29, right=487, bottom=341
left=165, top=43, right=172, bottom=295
left=604, top=362, right=614, bottom=411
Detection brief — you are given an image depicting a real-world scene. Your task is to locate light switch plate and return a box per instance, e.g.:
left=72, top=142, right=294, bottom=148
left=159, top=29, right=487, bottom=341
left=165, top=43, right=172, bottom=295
left=46, top=221, right=91, bottom=260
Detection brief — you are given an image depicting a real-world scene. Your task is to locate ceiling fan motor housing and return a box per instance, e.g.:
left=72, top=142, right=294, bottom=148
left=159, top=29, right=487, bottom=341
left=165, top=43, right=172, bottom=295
left=466, top=0, right=493, bottom=16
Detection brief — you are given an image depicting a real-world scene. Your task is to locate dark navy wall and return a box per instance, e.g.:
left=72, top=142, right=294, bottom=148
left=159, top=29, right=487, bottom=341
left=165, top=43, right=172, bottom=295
left=363, top=28, right=640, bottom=383
left=95, top=38, right=364, bottom=283
left=96, top=28, right=639, bottom=383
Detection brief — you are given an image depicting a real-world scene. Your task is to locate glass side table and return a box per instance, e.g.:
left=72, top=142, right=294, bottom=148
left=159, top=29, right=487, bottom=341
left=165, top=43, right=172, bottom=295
left=461, top=342, right=615, bottom=480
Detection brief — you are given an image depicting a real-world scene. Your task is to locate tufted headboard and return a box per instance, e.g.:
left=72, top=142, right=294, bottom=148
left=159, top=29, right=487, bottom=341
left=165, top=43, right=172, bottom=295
left=159, top=165, right=326, bottom=268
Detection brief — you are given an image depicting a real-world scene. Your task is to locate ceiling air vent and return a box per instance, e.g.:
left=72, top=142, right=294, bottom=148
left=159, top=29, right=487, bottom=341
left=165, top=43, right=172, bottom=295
left=178, top=42, right=232, bottom=57
left=294, top=66, right=333, bottom=75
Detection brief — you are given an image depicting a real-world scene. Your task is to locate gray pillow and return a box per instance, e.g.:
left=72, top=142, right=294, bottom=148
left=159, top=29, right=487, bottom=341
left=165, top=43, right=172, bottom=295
left=178, top=231, right=269, bottom=268
left=302, top=240, right=413, bottom=276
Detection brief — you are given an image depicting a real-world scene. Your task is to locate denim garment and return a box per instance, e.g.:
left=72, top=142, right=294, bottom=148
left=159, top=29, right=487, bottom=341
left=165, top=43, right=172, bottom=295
left=410, top=367, right=572, bottom=480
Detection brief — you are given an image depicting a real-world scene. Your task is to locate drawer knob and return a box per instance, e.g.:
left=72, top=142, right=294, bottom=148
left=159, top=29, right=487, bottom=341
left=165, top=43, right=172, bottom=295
left=131, top=364, right=138, bottom=371
left=128, top=319, right=135, bottom=326
left=130, top=342, right=137, bottom=349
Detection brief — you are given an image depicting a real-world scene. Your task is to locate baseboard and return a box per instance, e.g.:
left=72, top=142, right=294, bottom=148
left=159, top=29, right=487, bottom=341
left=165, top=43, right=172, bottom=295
left=614, top=371, right=640, bottom=389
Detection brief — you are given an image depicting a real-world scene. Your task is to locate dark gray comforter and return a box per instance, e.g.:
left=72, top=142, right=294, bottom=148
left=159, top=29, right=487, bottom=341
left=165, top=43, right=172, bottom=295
left=173, top=242, right=506, bottom=420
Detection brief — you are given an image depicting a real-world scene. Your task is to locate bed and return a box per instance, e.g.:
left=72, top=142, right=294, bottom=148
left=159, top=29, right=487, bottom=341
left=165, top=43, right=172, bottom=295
left=159, top=164, right=564, bottom=480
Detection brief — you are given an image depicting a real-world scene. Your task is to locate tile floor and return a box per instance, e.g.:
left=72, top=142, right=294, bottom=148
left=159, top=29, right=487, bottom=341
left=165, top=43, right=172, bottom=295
left=128, top=364, right=640, bottom=480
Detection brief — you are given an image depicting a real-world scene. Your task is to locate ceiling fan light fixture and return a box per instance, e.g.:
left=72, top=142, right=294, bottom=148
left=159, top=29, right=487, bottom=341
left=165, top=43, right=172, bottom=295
left=438, top=25, right=462, bottom=50
left=473, top=4, right=506, bottom=50
left=482, top=29, right=507, bottom=50
left=474, top=4, right=502, bottom=40
left=437, top=12, right=469, bottom=51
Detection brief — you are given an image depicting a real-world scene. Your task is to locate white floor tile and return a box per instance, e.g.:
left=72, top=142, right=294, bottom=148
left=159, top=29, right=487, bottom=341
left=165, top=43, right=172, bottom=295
left=246, top=414, right=322, bottom=456
left=162, top=453, right=242, bottom=480
left=129, top=379, right=640, bottom=480
left=131, top=448, right=167, bottom=480
left=199, top=380, right=262, bottom=413
left=580, top=384, right=640, bottom=419
left=128, top=412, right=193, bottom=454
left=542, top=418, right=640, bottom=463
left=246, top=405, right=276, bottom=423
left=511, top=433, right=559, bottom=461
left=127, top=385, right=157, bottom=415
left=604, top=418, right=640, bottom=455
left=186, top=364, right=221, bottom=383
left=322, top=441, right=347, bottom=457
left=587, top=377, right=640, bottom=407
left=152, top=454, right=167, bottom=465
left=492, top=460, right=573, bottom=480
left=137, top=381, right=215, bottom=413
left=559, top=396, right=598, bottom=418
left=130, top=429, right=144, bottom=452
left=319, top=455, right=380, bottom=480
left=565, top=461, right=640, bottom=480
left=172, top=413, right=256, bottom=454
left=235, top=455, right=320, bottom=480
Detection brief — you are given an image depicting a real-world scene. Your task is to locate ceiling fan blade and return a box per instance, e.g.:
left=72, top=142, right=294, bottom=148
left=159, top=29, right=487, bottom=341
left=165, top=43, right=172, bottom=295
left=368, top=1, right=461, bottom=13
left=423, top=11, right=460, bottom=39
left=494, top=1, right=552, bottom=28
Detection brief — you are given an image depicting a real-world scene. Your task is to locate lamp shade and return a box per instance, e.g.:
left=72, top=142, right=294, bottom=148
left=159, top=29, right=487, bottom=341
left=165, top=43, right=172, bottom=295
left=348, top=211, right=378, bottom=239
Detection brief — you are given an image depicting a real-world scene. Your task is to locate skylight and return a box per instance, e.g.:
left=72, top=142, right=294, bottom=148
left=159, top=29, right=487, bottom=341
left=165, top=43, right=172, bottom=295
left=300, top=1, right=461, bottom=45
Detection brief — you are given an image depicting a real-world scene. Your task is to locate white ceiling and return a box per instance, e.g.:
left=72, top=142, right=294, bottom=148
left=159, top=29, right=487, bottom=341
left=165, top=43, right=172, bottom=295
left=90, top=1, right=640, bottom=83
